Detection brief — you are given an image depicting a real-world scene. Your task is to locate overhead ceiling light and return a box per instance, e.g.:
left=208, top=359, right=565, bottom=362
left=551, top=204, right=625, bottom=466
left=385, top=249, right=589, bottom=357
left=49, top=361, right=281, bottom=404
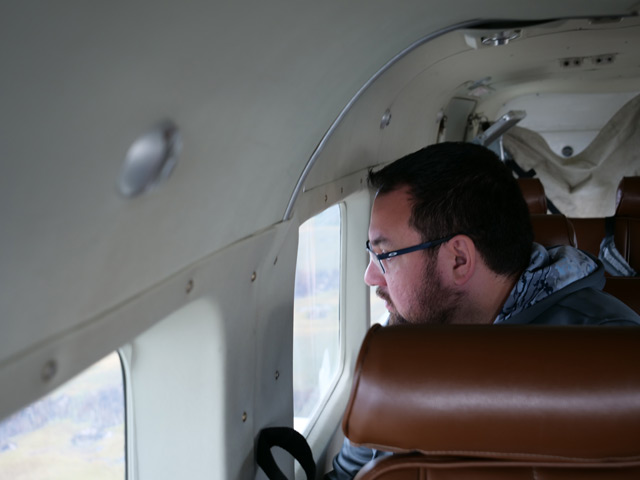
left=118, top=120, right=182, bottom=198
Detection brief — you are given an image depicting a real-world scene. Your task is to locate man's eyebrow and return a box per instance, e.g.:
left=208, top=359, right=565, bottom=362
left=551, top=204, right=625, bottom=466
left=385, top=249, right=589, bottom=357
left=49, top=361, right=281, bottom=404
left=369, top=236, right=390, bottom=248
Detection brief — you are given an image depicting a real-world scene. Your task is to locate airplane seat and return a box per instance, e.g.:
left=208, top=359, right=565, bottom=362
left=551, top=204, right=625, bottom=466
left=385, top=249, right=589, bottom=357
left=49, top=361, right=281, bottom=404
left=528, top=211, right=638, bottom=312
left=342, top=324, right=640, bottom=480
left=517, top=178, right=547, bottom=214
left=530, top=213, right=577, bottom=248
left=613, top=176, right=640, bottom=272
left=569, top=217, right=607, bottom=257
left=569, top=177, right=640, bottom=263
left=614, top=176, right=640, bottom=218
left=518, top=179, right=578, bottom=248
left=608, top=218, right=640, bottom=273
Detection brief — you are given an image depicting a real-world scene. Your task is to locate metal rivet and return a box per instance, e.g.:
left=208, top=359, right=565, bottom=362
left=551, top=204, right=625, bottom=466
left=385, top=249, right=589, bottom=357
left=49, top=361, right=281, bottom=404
left=275, top=371, right=280, bottom=380
left=251, top=272, right=257, bottom=282
left=41, top=360, right=57, bottom=383
left=186, top=279, right=194, bottom=294
left=242, top=412, right=248, bottom=422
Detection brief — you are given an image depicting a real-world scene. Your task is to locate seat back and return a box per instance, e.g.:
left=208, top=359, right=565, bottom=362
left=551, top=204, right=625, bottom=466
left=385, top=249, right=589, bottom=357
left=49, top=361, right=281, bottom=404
left=517, top=179, right=578, bottom=248
left=604, top=277, right=640, bottom=314
left=529, top=213, right=577, bottom=247
left=343, top=324, right=640, bottom=480
left=606, top=218, right=640, bottom=272
left=569, top=217, right=606, bottom=257
left=571, top=177, right=640, bottom=268
left=613, top=177, right=640, bottom=272
left=615, top=176, right=640, bottom=217
left=517, top=178, right=547, bottom=214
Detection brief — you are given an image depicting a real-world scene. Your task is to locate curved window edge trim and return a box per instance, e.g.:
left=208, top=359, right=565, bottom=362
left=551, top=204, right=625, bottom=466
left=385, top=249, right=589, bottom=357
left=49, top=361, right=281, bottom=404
left=118, top=347, right=135, bottom=480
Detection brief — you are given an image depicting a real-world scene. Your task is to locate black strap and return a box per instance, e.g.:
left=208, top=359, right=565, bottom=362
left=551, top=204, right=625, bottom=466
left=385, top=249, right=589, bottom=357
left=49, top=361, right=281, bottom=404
left=605, top=215, right=616, bottom=237
left=257, top=427, right=316, bottom=480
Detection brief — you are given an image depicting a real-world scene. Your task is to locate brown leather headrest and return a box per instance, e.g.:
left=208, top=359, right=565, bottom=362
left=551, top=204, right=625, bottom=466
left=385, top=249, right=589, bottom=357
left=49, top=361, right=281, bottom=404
left=517, top=178, right=547, bottom=214
left=343, top=324, right=640, bottom=463
left=530, top=213, right=577, bottom=248
left=616, top=177, right=640, bottom=217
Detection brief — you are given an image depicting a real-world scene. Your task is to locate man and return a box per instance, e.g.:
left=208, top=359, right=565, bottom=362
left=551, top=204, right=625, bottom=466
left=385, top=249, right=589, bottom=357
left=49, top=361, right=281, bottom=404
left=325, top=142, right=640, bottom=480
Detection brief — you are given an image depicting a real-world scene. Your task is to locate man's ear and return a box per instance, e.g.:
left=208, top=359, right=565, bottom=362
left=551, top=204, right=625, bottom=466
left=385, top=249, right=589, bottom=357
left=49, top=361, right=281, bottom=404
left=440, top=235, right=476, bottom=286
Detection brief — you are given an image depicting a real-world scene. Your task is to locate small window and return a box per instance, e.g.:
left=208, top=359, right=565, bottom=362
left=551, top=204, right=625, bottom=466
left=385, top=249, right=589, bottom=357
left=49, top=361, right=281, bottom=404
left=293, top=205, right=341, bottom=433
left=370, top=286, right=388, bottom=326
left=0, top=352, right=125, bottom=479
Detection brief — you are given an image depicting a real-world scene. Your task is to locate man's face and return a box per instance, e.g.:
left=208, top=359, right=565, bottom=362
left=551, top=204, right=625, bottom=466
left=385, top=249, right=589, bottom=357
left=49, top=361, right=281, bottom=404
left=364, top=187, right=461, bottom=325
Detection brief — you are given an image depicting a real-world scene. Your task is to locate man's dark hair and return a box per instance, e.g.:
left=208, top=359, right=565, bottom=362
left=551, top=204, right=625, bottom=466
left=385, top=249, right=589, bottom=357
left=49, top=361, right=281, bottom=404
left=368, top=142, right=533, bottom=277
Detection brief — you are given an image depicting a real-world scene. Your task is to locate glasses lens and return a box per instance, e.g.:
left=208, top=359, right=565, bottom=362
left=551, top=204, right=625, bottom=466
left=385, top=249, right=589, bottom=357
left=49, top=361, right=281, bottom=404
left=366, top=242, right=385, bottom=274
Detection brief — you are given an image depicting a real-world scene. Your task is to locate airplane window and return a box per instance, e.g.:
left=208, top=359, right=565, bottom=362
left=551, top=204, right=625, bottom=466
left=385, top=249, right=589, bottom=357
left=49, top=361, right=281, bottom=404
left=370, top=286, right=388, bottom=326
left=0, top=352, right=125, bottom=479
left=293, top=205, right=341, bottom=433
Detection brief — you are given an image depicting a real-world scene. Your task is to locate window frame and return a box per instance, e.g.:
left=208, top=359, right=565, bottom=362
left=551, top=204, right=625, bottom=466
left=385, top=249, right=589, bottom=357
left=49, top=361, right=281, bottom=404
left=290, top=174, right=375, bottom=475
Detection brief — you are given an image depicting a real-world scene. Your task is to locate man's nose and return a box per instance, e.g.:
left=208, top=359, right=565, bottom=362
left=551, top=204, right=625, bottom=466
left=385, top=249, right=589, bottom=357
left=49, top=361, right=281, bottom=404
left=364, top=260, right=386, bottom=287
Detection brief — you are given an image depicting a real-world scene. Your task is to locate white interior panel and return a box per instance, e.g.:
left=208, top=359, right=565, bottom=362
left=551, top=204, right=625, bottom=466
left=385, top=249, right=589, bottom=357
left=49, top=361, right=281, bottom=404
left=497, top=92, right=640, bottom=156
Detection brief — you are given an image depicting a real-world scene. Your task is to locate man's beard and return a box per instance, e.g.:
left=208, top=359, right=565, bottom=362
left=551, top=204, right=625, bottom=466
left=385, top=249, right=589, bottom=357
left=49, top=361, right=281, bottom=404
left=378, top=255, right=462, bottom=325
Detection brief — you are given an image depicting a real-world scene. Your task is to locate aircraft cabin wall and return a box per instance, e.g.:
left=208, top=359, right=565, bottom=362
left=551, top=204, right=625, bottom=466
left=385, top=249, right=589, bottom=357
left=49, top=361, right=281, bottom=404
left=3, top=2, right=640, bottom=480
left=119, top=175, right=374, bottom=478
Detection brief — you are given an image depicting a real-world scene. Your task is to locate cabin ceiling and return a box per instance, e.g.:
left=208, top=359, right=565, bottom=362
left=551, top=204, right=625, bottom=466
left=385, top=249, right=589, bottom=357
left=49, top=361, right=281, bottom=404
left=468, top=18, right=640, bottom=116
left=302, top=14, right=640, bottom=192
left=1, top=1, right=639, bottom=375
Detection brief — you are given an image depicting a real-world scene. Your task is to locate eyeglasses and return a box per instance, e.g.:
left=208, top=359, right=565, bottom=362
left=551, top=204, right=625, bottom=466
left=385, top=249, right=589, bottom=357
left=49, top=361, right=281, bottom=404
left=366, top=234, right=458, bottom=274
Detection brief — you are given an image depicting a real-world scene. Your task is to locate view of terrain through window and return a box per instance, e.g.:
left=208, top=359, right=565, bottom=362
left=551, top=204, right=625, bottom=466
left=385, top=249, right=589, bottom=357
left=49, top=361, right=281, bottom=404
left=0, top=352, right=125, bottom=480
left=293, top=205, right=341, bottom=432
